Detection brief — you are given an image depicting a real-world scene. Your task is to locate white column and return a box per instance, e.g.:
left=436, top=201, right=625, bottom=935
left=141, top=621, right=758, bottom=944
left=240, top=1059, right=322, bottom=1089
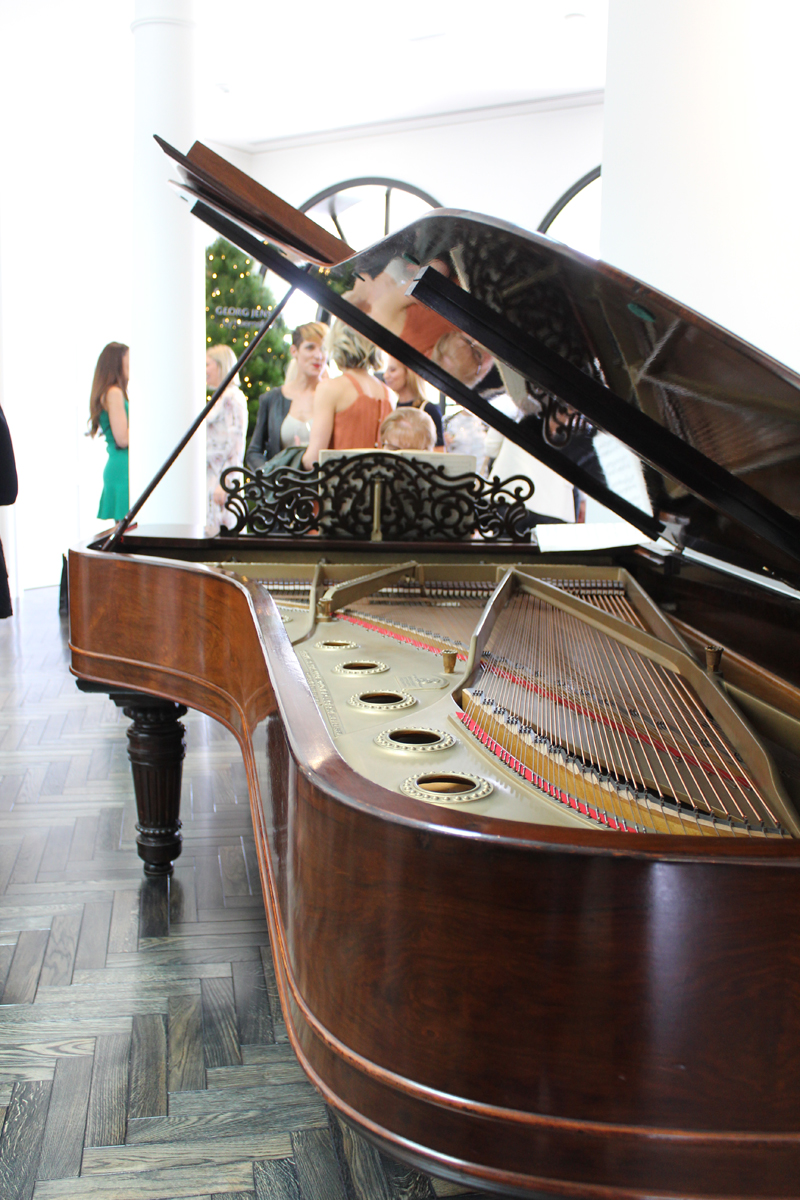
left=131, top=0, right=205, bottom=526
left=600, top=0, right=800, bottom=372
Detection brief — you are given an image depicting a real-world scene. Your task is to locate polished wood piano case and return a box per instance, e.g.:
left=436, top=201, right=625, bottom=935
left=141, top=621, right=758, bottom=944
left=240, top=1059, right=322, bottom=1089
left=69, top=142, right=800, bottom=1198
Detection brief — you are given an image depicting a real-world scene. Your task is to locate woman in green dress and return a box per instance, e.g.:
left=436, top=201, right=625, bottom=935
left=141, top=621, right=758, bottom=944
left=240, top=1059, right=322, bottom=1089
left=89, top=342, right=129, bottom=520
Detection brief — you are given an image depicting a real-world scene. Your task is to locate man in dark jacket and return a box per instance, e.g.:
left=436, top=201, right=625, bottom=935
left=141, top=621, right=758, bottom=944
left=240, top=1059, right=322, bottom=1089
left=0, top=403, right=18, bottom=618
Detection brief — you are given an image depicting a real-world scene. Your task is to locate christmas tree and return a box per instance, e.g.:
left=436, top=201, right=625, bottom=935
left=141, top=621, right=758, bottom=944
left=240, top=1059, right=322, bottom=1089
left=206, top=238, right=288, bottom=436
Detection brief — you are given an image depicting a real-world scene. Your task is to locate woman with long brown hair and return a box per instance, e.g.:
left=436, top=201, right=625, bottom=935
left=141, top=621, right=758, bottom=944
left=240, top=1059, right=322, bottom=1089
left=89, top=342, right=129, bottom=521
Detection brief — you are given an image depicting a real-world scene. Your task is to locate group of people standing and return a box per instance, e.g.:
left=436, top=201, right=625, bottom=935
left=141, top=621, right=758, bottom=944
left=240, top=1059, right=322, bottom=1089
left=245, top=319, right=442, bottom=479
left=88, top=319, right=444, bottom=534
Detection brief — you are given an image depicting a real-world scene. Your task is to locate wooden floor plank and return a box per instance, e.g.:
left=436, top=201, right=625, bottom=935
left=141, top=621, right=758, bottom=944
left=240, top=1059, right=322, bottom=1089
left=139, top=876, right=170, bottom=941
left=201, top=978, right=242, bottom=1068
left=38, top=909, right=82, bottom=987
left=39, top=760, right=69, bottom=799
left=195, top=900, right=265, bottom=919
left=170, top=865, right=198, bottom=926
left=0, top=1015, right=132, bottom=1039
left=36, top=1054, right=94, bottom=1180
left=9, top=831, right=48, bottom=886
left=18, top=720, right=48, bottom=749
left=38, top=825, right=73, bottom=875
left=259, top=946, right=288, bottom=1044
left=143, top=918, right=268, bottom=941
left=207, top=1059, right=307, bottom=1090
left=333, top=1112, right=393, bottom=1200
left=379, top=1155, right=437, bottom=1200
left=85, top=1032, right=131, bottom=1148
left=129, top=1014, right=168, bottom=1120
left=73, top=962, right=230, bottom=987
left=0, top=776, right=23, bottom=811
left=240, top=1045, right=300, bottom=1068
left=126, top=1102, right=326, bottom=1145
left=0, top=1066, right=55, bottom=1085
left=291, top=1127, right=349, bottom=1200
left=168, top=995, right=205, bottom=1093
left=83, top=1137, right=292, bottom=1174
left=0, top=1039, right=94, bottom=1065
left=67, top=813, right=98, bottom=863
left=2, top=929, right=50, bottom=1004
left=36, top=1160, right=259, bottom=1198
left=63, top=755, right=93, bottom=795
left=107, top=888, right=140, bottom=954
left=168, top=1082, right=323, bottom=1117
left=219, top=844, right=251, bottom=899
left=72, top=902, right=112, bottom=971
left=193, top=854, right=225, bottom=911
left=0, top=943, right=15, bottom=992
left=16, top=767, right=50, bottom=807
left=87, top=747, right=112, bottom=783
left=253, top=1159, right=301, bottom=1200
left=95, top=807, right=124, bottom=855
left=0, top=842, right=21, bottom=894
left=105, top=946, right=271, bottom=968
left=231, top=956, right=274, bottom=1048
left=0, top=1079, right=52, bottom=1200
left=31, top=996, right=174, bottom=1020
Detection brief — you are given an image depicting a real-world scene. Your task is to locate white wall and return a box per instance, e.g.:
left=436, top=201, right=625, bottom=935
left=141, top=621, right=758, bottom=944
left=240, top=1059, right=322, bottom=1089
left=0, top=0, right=135, bottom=592
left=601, top=0, right=800, bottom=373
left=245, top=96, right=604, bottom=240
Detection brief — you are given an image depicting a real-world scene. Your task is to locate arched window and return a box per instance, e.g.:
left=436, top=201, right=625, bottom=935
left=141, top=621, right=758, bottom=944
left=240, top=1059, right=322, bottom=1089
left=263, top=178, right=442, bottom=330
left=538, top=166, right=602, bottom=258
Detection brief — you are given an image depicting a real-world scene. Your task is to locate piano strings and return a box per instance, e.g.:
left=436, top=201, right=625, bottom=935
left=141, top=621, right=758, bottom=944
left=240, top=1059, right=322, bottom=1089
left=462, top=588, right=783, bottom=837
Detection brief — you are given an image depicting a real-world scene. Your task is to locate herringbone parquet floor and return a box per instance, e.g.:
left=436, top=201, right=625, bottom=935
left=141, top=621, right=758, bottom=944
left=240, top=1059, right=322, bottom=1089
left=0, top=587, right=504, bottom=1200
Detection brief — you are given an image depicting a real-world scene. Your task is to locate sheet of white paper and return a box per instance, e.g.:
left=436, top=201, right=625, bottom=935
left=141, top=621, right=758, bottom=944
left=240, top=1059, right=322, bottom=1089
left=534, top=521, right=649, bottom=553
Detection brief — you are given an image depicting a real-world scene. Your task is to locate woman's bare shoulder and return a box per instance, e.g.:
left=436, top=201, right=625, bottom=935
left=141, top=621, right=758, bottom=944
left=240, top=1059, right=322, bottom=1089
left=104, top=385, right=125, bottom=407
left=316, top=374, right=354, bottom=404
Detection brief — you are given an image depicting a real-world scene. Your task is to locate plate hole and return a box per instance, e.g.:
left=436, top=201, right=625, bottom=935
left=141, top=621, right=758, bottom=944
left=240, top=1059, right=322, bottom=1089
left=388, top=730, right=443, bottom=746
left=359, top=692, right=405, bottom=704
left=342, top=661, right=380, bottom=671
left=416, top=775, right=479, bottom=794
left=321, top=640, right=353, bottom=648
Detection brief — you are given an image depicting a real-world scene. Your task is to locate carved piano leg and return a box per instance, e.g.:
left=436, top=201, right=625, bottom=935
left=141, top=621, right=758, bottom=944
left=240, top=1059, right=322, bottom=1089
left=119, top=698, right=187, bottom=875
left=75, top=681, right=188, bottom=876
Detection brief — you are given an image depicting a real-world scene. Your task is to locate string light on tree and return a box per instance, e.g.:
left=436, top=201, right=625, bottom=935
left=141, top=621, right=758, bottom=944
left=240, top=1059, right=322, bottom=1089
left=205, top=236, right=287, bottom=436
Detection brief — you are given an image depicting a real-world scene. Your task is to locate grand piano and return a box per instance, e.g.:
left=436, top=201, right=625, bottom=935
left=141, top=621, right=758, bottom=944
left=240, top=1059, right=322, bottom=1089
left=69, top=141, right=800, bottom=1198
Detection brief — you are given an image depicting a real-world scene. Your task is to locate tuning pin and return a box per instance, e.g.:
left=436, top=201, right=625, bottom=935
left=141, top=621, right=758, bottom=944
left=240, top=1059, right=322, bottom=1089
left=704, top=646, right=724, bottom=676
left=442, top=649, right=458, bottom=674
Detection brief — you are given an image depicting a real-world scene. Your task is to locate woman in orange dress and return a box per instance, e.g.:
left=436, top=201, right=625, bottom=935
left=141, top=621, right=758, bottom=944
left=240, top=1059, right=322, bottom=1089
left=302, top=322, right=393, bottom=468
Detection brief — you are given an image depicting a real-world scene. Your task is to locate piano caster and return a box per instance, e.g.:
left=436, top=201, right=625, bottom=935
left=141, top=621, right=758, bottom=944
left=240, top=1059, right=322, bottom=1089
left=119, top=696, right=187, bottom=877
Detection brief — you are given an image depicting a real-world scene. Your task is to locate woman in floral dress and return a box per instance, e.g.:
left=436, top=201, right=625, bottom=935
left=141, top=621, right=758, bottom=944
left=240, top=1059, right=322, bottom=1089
left=205, top=344, right=248, bottom=534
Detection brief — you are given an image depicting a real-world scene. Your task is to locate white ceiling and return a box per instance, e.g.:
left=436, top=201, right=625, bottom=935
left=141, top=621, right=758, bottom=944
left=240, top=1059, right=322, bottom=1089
left=194, top=0, right=608, bottom=150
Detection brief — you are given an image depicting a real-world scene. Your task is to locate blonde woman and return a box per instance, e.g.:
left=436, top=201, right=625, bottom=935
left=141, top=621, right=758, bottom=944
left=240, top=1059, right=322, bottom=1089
left=382, top=356, right=445, bottom=449
left=302, top=323, right=393, bottom=469
left=205, top=344, right=248, bottom=533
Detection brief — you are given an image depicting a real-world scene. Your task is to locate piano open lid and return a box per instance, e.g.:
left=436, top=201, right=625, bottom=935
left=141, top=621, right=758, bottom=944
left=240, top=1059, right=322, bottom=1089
left=327, top=210, right=800, bottom=582
left=161, top=139, right=800, bottom=583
